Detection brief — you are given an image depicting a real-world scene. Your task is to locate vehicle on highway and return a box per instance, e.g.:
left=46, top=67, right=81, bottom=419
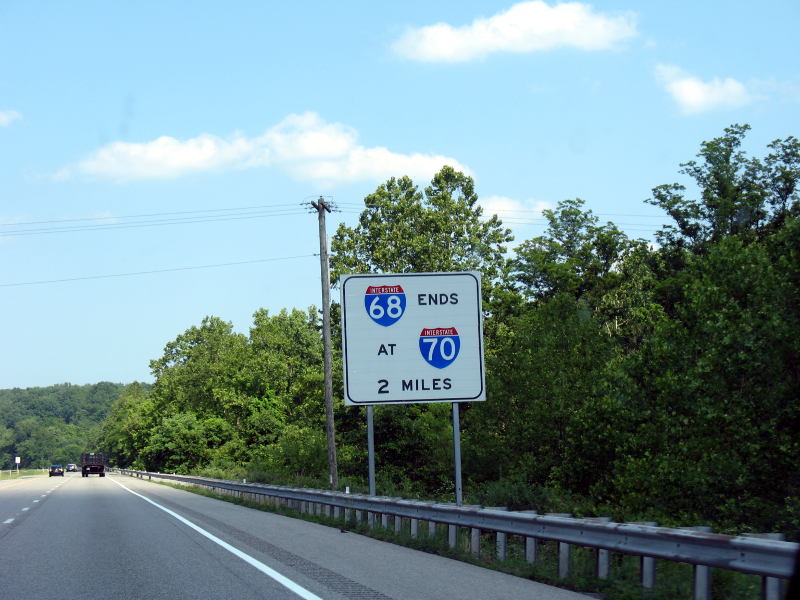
left=81, top=452, right=107, bottom=477
left=66, top=463, right=78, bottom=472
left=49, top=464, right=64, bottom=477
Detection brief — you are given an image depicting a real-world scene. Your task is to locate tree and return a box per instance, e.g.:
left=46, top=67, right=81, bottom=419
left=248, top=308, right=324, bottom=419
left=513, top=198, right=636, bottom=307
left=149, top=316, right=249, bottom=418
left=648, top=124, right=800, bottom=252
left=95, top=383, right=154, bottom=468
left=595, top=244, right=667, bottom=350
left=465, top=293, right=620, bottom=497
left=613, top=218, right=800, bottom=529
left=331, top=166, right=514, bottom=309
left=0, top=383, right=124, bottom=468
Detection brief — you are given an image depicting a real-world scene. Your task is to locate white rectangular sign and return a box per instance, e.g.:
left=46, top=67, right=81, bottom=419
left=340, top=271, right=485, bottom=405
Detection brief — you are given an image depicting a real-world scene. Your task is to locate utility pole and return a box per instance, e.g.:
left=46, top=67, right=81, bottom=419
left=311, top=196, right=338, bottom=490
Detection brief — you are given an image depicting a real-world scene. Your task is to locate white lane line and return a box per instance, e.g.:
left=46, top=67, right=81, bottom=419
left=21, top=507, right=29, bottom=511
left=3, top=519, right=14, bottom=524
left=110, top=478, right=323, bottom=600
left=41, top=494, right=47, bottom=497
left=33, top=500, right=39, bottom=503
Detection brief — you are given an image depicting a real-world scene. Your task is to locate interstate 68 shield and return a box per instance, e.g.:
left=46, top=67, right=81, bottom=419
left=364, top=284, right=406, bottom=327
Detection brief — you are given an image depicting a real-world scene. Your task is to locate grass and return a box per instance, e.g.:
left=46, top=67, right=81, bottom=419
left=140, top=474, right=767, bottom=600
left=0, top=468, right=45, bottom=478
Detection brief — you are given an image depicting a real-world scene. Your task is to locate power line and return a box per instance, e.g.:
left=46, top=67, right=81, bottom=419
left=1, top=207, right=307, bottom=237
left=1, top=203, right=305, bottom=227
left=0, top=254, right=317, bottom=287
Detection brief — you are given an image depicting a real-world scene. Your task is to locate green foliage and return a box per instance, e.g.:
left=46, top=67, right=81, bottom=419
left=614, top=222, right=800, bottom=530
left=257, top=424, right=328, bottom=477
left=513, top=198, right=637, bottom=306
left=466, top=293, right=621, bottom=497
left=648, top=124, right=800, bottom=251
left=0, top=382, right=126, bottom=468
left=330, top=165, right=515, bottom=310
left=88, top=125, right=798, bottom=542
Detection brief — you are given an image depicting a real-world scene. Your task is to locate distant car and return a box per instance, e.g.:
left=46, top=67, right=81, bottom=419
left=66, top=464, right=78, bottom=472
left=49, top=464, right=64, bottom=477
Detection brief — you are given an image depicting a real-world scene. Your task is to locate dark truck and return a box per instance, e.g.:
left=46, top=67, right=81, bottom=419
left=81, top=452, right=107, bottom=477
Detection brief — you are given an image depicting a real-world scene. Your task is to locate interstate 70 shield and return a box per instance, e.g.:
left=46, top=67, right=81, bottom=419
left=418, top=327, right=461, bottom=369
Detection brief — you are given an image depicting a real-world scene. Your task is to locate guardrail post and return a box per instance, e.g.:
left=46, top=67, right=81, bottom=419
left=448, top=524, right=457, bottom=549
left=488, top=508, right=509, bottom=560
left=521, top=510, right=538, bottom=563
left=471, top=526, right=481, bottom=556
left=632, top=522, right=657, bottom=589
left=682, top=526, right=712, bottom=600
left=584, top=517, right=612, bottom=578
left=742, top=533, right=785, bottom=600
left=428, top=519, right=437, bottom=538
left=394, top=515, right=402, bottom=535
left=642, top=555, right=656, bottom=589
left=547, top=513, right=573, bottom=579
left=381, top=513, right=389, bottom=529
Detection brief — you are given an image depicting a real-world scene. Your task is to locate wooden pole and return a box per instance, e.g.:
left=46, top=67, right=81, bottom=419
left=312, top=197, right=338, bottom=489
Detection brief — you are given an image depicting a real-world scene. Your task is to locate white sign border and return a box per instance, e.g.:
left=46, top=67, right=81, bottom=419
left=340, top=271, right=485, bottom=406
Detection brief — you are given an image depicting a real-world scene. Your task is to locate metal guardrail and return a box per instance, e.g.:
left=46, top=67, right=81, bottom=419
left=118, top=469, right=798, bottom=599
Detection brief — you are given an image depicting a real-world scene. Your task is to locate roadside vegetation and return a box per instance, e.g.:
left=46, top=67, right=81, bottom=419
left=4, top=125, right=797, bottom=548
left=0, top=383, right=126, bottom=469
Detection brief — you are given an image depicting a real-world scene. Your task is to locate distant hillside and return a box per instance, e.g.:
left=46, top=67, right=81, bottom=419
left=0, top=382, right=138, bottom=469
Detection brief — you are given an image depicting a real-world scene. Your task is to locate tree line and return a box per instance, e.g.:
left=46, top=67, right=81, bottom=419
left=0, top=382, right=126, bottom=468
left=93, top=124, right=798, bottom=536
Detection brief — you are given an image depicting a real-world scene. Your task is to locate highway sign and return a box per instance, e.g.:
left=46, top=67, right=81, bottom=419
left=340, top=272, right=485, bottom=405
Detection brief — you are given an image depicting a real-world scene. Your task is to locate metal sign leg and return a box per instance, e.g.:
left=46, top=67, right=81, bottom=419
left=453, top=402, right=463, bottom=506
left=367, top=405, right=376, bottom=496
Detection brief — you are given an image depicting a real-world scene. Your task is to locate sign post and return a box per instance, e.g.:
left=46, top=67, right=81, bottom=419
left=340, top=272, right=485, bottom=504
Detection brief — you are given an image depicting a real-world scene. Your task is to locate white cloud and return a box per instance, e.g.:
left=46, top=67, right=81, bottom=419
left=479, top=195, right=553, bottom=247
left=77, top=134, right=255, bottom=181
left=656, top=64, right=754, bottom=114
left=67, top=112, right=469, bottom=185
left=481, top=195, right=552, bottom=222
left=392, top=1, right=637, bottom=62
left=253, top=112, right=471, bottom=184
left=0, top=110, right=21, bottom=127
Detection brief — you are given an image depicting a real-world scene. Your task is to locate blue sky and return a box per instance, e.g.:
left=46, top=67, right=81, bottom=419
left=1, top=1, right=798, bottom=388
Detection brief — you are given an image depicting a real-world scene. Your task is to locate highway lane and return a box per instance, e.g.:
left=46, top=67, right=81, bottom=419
left=0, top=472, right=317, bottom=599
left=0, top=473, right=69, bottom=528
left=0, top=472, right=591, bottom=599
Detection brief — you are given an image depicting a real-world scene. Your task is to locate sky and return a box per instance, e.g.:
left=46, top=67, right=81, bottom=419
left=1, top=1, right=798, bottom=389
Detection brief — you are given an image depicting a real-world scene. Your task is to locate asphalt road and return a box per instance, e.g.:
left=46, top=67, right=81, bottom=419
left=0, top=472, right=591, bottom=600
